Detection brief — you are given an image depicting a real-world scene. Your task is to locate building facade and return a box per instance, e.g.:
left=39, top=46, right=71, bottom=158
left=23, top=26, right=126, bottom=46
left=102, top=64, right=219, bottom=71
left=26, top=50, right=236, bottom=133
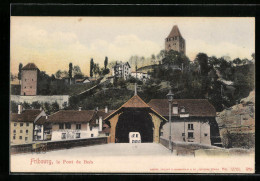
left=20, top=63, right=39, bottom=96
left=165, top=25, right=186, bottom=55
left=112, top=62, right=131, bottom=80
left=148, top=99, right=221, bottom=146
left=10, top=105, right=46, bottom=144
left=131, top=72, right=150, bottom=82
left=48, top=108, right=113, bottom=141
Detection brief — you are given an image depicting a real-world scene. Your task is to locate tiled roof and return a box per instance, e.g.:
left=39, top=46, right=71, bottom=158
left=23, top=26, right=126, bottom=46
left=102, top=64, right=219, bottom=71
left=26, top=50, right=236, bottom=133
left=148, top=99, right=216, bottom=117
left=48, top=110, right=96, bottom=123
left=10, top=110, right=42, bottom=122
left=21, top=63, right=39, bottom=70
left=167, top=25, right=182, bottom=38
left=122, top=95, right=150, bottom=108
left=35, top=116, right=49, bottom=124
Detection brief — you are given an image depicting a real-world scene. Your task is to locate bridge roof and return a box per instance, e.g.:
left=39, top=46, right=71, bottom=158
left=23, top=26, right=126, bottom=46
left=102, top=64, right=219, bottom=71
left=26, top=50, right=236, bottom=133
left=104, top=95, right=167, bottom=121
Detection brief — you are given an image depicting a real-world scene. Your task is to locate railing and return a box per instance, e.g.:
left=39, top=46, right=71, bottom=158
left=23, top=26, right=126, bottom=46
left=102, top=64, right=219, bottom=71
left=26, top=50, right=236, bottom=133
left=10, top=137, right=108, bottom=155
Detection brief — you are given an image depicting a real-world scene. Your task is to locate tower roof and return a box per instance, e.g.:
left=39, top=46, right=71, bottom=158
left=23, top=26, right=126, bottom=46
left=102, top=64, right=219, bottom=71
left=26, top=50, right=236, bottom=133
left=167, top=25, right=182, bottom=38
left=22, top=63, right=39, bottom=70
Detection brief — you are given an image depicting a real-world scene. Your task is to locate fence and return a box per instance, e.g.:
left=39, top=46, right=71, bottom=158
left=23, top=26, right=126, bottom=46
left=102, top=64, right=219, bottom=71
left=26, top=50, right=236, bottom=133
left=10, top=137, right=108, bottom=155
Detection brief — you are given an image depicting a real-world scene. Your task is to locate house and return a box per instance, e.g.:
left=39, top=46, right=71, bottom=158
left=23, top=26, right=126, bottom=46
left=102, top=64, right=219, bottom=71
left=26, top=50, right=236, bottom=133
left=10, top=105, right=46, bottom=144
left=20, top=63, right=39, bottom=96
left=131, top=72, right=150, bottom=82
left=75, top=78, right=91, bottom=84
left=112, top=61, right=131, bottom=80
left=34, top=115, right=52, bottom=141
left=148, top=99, right=221, bottom=146
left=48, top=107, right=114, bottom=141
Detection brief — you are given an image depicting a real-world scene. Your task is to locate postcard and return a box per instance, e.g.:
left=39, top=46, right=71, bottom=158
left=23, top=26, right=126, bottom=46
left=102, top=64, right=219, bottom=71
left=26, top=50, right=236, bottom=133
left=10, top=16, right=255, bottom=173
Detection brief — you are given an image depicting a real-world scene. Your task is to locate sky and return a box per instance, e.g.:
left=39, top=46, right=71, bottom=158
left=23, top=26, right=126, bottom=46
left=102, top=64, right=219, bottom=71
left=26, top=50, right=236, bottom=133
left=10, top=17, right=255, bottom=76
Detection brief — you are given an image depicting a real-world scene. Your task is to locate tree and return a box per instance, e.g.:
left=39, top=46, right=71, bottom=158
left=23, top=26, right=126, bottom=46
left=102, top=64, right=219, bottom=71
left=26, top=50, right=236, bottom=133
left=90, top=58, right=94, bottom=77
left=18, top=63, right=23, bottom=84
left=73, top=65, right=84, bottom=79
left=55, top=70, right=62, bottom=79
left=233, top=58, right=242, bottom=66
left=69, top=63, right=73, bottom=85
left=93, top=63, right=100, bottom=78
left=31, top=101, right=41, bottom=109
left=51, top=102, right=60, bottom=114
left=195, top=53, right=209, bottom=76
left=104, top=56, right=108, bottom=70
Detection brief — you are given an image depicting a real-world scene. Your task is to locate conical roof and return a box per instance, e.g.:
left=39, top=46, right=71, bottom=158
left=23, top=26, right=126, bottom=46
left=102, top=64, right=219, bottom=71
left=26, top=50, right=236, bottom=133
left=167, top=25, right=182, bottom=38
left=22, top=63, right=39, bottom=70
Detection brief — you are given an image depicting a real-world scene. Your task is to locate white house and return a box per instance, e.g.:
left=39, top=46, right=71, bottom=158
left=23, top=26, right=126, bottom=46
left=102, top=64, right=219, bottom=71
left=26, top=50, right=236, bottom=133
left=148, top=99, right=221, bottom=146
left=112, top=62, right=131, bottom=80
left=48, top=107, right=113, bottom=141
left=131, top=71, right=150, bottom=82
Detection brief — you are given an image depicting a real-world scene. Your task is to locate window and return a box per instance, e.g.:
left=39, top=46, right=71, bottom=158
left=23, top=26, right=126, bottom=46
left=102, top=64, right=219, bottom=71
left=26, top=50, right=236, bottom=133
left=90, top=127, right=92, bottom=131
left=136, top=134, right=138, bottom=137
left=25, top=79, right=26, bottom=81
left=188, top=132, right=194, bottom=139
left=61, top=133, right=66, bottom=139
left=59, top=123, right=64, bottom=129
left=182, top=133, right=185, bottom=136
left=32, top=79, right=33, bottom=81
left=105, top=133, right=109, bottom=136
left=26, top=123, right=29, bottom=126
left=13, top=135, right=15, bottom=140
left=91, top=134, right=94, bottom=137
left=20, top=130, right=23, bottom=133
left=188, top=124, right=193, bottom=130
left=65, top=123, right=71, bottom=129
left=26, top=130, right=28, bottom=134
left=30, top=86, right=32, bottom=88
left=14, top=123, right=17, bottom=127
left=76, top=124, right=81, bottom=130
left=38, top=129, right=41, bottom=133
left=25, top=137, right=28, bottom=141
left=19, top=136, right=22, bottom=140
left=24, top=86, right=26, bottom=89
left=13, top=130, right=16, bottom=133
left=76, top=133, right=80, bottom=138
left=204, top=133, right=208, bottom=137
left=160, top=132, right=163, bottom=136
left=20, top=123, right=23, bottom=127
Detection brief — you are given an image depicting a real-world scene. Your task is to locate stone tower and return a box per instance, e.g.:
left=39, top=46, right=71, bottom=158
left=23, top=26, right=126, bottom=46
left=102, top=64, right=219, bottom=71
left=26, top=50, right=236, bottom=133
left=165, top=25, right=186, bottom=55
left=20, top=63, right=39, bottom=96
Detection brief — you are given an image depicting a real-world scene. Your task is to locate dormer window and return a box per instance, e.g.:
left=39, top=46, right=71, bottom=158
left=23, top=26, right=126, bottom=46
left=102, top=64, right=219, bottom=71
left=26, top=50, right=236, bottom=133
left=180, top=107, right=185, bottom=113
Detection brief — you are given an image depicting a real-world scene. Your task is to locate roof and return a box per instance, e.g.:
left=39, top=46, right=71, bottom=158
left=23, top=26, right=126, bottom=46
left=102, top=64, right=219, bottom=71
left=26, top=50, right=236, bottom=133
left=104, top=95, right=167, bottom=121
left=148, top=99, right=216, bottom=117
left=35, top=116, right=49, bottom=124
left=21, top=63, right=39, bottom=70
left=167, top=25, right=182, bottom=38
left=10, top=110, right=42, bottom=123
left=48, top=110, right=96, bottom=123
left=122, top=95, right=150, bottom=108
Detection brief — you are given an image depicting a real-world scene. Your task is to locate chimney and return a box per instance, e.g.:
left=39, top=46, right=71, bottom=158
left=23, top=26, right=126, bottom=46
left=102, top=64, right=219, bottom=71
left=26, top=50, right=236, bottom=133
left=40, top=107, right=42, bottom=111
left=172, top=102, right=178, bottom=115
left=45, top=115, right=48, bottom=119
left=18, top=105, right=23, bottom=114
left=96, top=107, right=99, bottom=111
left=99, top=116, right=102, bottom=131
left=79, top=107, right=82, bottom=111
left=105, top=106, right=108, bottom=113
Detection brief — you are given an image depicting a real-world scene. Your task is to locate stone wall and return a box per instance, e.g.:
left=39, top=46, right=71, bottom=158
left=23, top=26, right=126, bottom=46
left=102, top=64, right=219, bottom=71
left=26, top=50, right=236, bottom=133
left=11, top=95, right=69, bottom=108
